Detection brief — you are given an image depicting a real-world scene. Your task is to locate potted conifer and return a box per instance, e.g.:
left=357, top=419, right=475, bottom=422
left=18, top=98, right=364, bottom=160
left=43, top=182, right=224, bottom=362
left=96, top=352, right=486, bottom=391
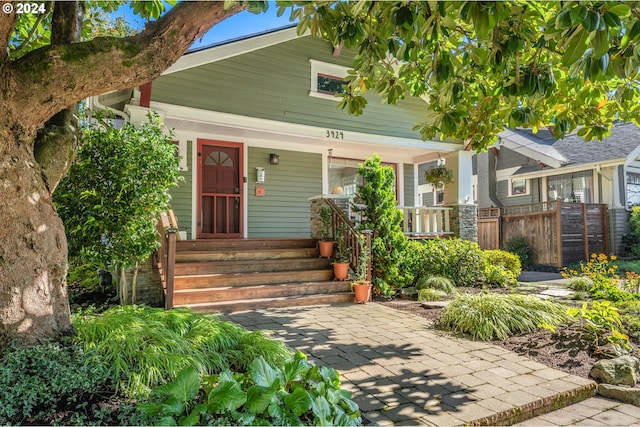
left=318, top=206, right=334, bottom=258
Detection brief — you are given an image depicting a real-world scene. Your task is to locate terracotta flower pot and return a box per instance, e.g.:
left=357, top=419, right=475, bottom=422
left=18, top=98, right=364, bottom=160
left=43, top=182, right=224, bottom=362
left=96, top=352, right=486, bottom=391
left=352, top=282, right=372, bottom=304
left=333, top=262, right=350, bottom=281
left=318, top=240, right=334, bottom=258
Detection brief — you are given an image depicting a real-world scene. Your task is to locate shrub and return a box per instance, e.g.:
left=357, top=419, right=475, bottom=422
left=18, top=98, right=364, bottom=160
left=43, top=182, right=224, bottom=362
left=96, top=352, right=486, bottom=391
left=625, top=206, right=640, bottom=258
left=416, top=276, right=456, bottom=294
left=73, top=306, right=292, bottom=398
left=412, top=238, right=485, bottom=286
left=483, top=264, right=518, bottom=288
left=439, top=293, right=571, bottom=341
left=568, top=301, right=630, bottom=353
left=503, top=236, right=534, bottom=268
left=356, top=155, right=410, bottom=296
left=417, top=288, right=449, bottom=302
left=138, top=352, right=362, bottom=426
left=568, top=276, right=594, bottom=292
left=0, top=340, right=109, bottom=425
left=484, top=249, right=522, bottom=277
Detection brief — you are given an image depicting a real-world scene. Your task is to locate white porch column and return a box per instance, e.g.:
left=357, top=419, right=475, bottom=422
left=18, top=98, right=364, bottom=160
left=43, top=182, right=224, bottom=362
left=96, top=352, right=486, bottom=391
left=443, top=150, right=474, bottom=205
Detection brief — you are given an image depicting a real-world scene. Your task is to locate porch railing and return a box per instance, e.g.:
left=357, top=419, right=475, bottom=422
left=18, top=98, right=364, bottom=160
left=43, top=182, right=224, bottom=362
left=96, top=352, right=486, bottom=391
left=156, top=210, right=178, bottom=309
left=397, top=205, right=453, bottom=238
left=324, top=198, right=372, bottom=282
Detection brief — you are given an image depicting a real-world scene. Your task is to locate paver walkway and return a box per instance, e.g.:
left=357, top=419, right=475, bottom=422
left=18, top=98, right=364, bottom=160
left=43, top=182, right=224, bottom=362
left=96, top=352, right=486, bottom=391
left=225, top=303, right=598, bottom=425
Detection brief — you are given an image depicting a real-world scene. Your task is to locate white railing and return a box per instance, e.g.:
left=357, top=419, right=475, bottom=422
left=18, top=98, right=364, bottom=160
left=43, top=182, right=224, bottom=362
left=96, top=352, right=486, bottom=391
left=397, top=206, right=453, bottom=238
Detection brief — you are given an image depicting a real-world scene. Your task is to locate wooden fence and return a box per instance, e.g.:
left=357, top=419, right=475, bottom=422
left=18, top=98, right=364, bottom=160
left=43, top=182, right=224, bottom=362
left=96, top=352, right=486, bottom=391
left=478, top=200, right=608, bottom=267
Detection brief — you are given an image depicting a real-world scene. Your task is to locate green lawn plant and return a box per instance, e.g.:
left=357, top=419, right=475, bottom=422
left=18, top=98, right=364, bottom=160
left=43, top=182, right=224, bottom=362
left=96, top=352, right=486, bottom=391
left=0, top=340, right=109, bottom=425
left=416, top=276, right=456, bottom=294
left=411, top=238, right=486, bottom=287
left=568, top=301, right=630, bottom=354
left=55, top=113, right=182, bottom=305
left=483, top=264, right=518, bottom=288
left=138, top=352, right=362, bottom=426
left=440, top=293, right=571, bottom=341
left=73, top=305, right=292, bottom=398
left=568, top=276, right=595, bottom=292
left=356, top=154, right=410, bottom=296
left=484, top=250, right=522, bottom=277
left=417, top=288, right=450, bottom=302
left=503, top=236, right=534, bottom=268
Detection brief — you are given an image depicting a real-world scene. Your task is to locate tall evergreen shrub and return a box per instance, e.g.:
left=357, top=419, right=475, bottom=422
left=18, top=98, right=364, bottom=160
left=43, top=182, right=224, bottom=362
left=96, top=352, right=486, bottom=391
left=356, top=155, right=410, bottom=296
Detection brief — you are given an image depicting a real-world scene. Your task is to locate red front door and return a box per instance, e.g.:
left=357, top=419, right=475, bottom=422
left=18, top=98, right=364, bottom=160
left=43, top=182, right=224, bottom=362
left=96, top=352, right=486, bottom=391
left=197, top=140, right=243, bottom=238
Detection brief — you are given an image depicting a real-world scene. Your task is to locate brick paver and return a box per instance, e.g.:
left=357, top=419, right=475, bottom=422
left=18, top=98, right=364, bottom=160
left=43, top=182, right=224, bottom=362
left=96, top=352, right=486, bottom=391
left=224, top=303, right=637, bottom=426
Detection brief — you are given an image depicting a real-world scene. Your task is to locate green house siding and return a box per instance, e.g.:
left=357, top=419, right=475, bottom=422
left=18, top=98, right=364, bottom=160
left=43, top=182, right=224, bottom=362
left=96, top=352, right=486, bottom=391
left=169, top=141, right=193, bottom=238
left=247, top=147, right=321, bottom=238
left=151, top=36, right=426, bottom=140
left=403, top=163, right=415, bottom=206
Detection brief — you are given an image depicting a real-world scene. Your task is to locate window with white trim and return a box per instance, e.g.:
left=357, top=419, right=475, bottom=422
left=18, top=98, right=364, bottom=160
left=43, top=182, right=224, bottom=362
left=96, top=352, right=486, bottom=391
left=509, top=178, right=529, bottom=196
left=309, top=60, right=348, bottom=100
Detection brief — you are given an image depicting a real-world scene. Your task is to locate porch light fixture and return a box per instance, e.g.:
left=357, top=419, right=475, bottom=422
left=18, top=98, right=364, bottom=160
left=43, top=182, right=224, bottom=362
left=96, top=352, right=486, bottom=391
left=269, top=154, right=280, bottom=165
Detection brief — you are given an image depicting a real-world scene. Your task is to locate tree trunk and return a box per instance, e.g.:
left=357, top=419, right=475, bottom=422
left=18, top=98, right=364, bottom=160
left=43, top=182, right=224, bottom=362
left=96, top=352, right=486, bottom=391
left=0, top=127, right=73, bottom=345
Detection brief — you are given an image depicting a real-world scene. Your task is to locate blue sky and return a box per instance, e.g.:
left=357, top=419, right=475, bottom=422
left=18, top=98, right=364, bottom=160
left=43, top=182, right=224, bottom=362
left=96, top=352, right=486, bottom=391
left=113, top=2, right=295, bottom=50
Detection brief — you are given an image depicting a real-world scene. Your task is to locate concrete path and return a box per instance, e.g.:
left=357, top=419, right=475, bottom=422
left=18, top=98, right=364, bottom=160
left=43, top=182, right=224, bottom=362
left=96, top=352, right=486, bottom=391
left=224, top=303, right=603, bottom=425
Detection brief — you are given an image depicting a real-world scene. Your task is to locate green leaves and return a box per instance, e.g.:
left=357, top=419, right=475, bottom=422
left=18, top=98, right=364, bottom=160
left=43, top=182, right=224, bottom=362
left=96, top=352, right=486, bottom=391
left=138, top=352, right=361, bottom=426
left=289, top=1, right=640, bottom=150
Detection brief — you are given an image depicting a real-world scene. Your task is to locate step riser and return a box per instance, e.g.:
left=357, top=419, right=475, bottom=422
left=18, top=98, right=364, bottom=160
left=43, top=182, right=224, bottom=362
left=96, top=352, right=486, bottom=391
left=176, top=248, right=319, bottom=263
left=181, top=293, right=355, bottom=313
left=175, top=258, right=331, bottom=275
left=174, top=270, right=334, bottom=289
left=177, top=238, right=318, bottom=252
left=173, top=282, right=352, bottom=305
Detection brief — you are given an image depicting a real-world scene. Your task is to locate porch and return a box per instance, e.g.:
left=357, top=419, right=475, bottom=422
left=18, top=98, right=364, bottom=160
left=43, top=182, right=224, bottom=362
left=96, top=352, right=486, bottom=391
left=155, top=198, right=458, bottom=312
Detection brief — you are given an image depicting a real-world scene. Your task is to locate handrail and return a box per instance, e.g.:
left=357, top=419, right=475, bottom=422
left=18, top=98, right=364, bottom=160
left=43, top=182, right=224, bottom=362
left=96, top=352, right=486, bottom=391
left=156, top=210, right=177, bottom=309
left=324, top=198, right=372, bottom=283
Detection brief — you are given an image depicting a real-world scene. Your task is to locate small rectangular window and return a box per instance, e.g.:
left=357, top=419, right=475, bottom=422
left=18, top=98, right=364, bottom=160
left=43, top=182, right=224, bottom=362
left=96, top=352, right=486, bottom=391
left=512, top=179, right=527, bottom=195
left=317, top=73, right=346, bottom=95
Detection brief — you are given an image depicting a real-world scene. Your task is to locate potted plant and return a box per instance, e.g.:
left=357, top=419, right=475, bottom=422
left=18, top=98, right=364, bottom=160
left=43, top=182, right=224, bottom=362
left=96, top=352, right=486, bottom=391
left=351, top=236, right=372, bottom=303
left=424, top=164, right=454, bottom=190
left=318, top=206, right=334, bottom=258
left=332, top=227, right=350, bottom=281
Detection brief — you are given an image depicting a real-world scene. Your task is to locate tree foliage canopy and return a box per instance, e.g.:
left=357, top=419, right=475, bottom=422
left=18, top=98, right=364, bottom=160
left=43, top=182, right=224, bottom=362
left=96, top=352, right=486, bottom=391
left=283, top=1, right=640, bottom=150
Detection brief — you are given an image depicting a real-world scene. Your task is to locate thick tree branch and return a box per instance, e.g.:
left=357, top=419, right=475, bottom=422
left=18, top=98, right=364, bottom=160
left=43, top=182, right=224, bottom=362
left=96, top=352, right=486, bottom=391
left=34, top=1, right=84, bottom=191
left=9, top=1, right=247, bottom=131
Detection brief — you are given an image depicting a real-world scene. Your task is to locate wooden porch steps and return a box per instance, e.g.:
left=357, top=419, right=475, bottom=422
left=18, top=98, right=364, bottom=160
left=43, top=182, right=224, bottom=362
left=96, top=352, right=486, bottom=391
left=171, top=238, right=353, bottom=312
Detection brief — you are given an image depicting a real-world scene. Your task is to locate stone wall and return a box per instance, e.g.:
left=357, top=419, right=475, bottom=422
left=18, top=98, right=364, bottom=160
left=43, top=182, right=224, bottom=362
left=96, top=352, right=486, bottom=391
left=309, top=195, right=352, bottom=239
left=120, top=257, right=164, bottom=307
left=449, top=204, right=478, bottom=242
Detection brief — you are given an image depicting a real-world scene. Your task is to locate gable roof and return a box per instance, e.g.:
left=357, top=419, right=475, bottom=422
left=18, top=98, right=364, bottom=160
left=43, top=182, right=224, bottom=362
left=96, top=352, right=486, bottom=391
left=164, top=25, right=302, bottom=75
left=499, top=122, right=640, bottom=172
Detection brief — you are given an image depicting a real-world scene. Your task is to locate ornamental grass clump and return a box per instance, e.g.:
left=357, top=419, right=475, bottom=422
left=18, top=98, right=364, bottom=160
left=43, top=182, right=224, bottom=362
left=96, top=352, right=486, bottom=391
left=416, top=276, right=456, bottom=294
left=439, top=293, right=571, bottom=341
left=418, top=288, right=449, bottom=302
left=73, top=306, right=292, bottom=398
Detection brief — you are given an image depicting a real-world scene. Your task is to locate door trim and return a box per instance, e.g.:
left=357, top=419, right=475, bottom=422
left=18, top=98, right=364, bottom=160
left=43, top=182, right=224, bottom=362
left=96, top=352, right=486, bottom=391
left=196, top=139, right=244, bottom=239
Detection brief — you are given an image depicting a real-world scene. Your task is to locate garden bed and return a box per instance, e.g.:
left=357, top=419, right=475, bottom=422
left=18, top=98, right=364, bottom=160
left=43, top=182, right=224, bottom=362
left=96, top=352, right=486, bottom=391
left=378, top=298, right=598, bottom=379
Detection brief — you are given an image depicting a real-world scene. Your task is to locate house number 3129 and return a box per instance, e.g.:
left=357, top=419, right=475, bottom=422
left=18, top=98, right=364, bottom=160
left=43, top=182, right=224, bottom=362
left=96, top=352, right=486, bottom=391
left=326, top=130, right=344, bottom=139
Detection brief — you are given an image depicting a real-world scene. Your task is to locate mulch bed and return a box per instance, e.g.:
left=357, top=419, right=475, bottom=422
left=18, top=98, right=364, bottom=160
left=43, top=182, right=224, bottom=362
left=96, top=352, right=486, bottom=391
left=377, top=297, right=599, bottom=379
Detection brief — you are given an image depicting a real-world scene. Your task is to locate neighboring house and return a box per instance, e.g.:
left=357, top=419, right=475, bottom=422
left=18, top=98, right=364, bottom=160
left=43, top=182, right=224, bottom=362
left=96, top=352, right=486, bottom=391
left=474, top=122, right=640, bottom=254
left=92, top=26, right=475, bottom=241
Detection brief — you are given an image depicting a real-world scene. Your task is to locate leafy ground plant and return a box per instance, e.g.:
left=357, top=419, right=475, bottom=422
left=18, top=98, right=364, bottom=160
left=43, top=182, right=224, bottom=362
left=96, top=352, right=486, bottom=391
left=0, top=340, right=109, bottom=425
left=139, top=351, right=362, bottom=426
left=439, top=293, right=571, bottom=341
left=73, top=305, right=292, bottom=398
left=568, top=300, right=630, bottom=353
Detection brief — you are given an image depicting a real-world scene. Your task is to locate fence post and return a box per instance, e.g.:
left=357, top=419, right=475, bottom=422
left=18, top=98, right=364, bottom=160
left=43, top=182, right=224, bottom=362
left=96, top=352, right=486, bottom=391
left=603, top=204, right=609, bottom=255
left=582, top=203, right=589, bottom=260
left=555, top=198, right=563, bottom=267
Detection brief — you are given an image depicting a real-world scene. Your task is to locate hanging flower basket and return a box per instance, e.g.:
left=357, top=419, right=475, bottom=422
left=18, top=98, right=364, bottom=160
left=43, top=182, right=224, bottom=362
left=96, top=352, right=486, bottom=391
left=424, top=165, right=454, bottom=190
